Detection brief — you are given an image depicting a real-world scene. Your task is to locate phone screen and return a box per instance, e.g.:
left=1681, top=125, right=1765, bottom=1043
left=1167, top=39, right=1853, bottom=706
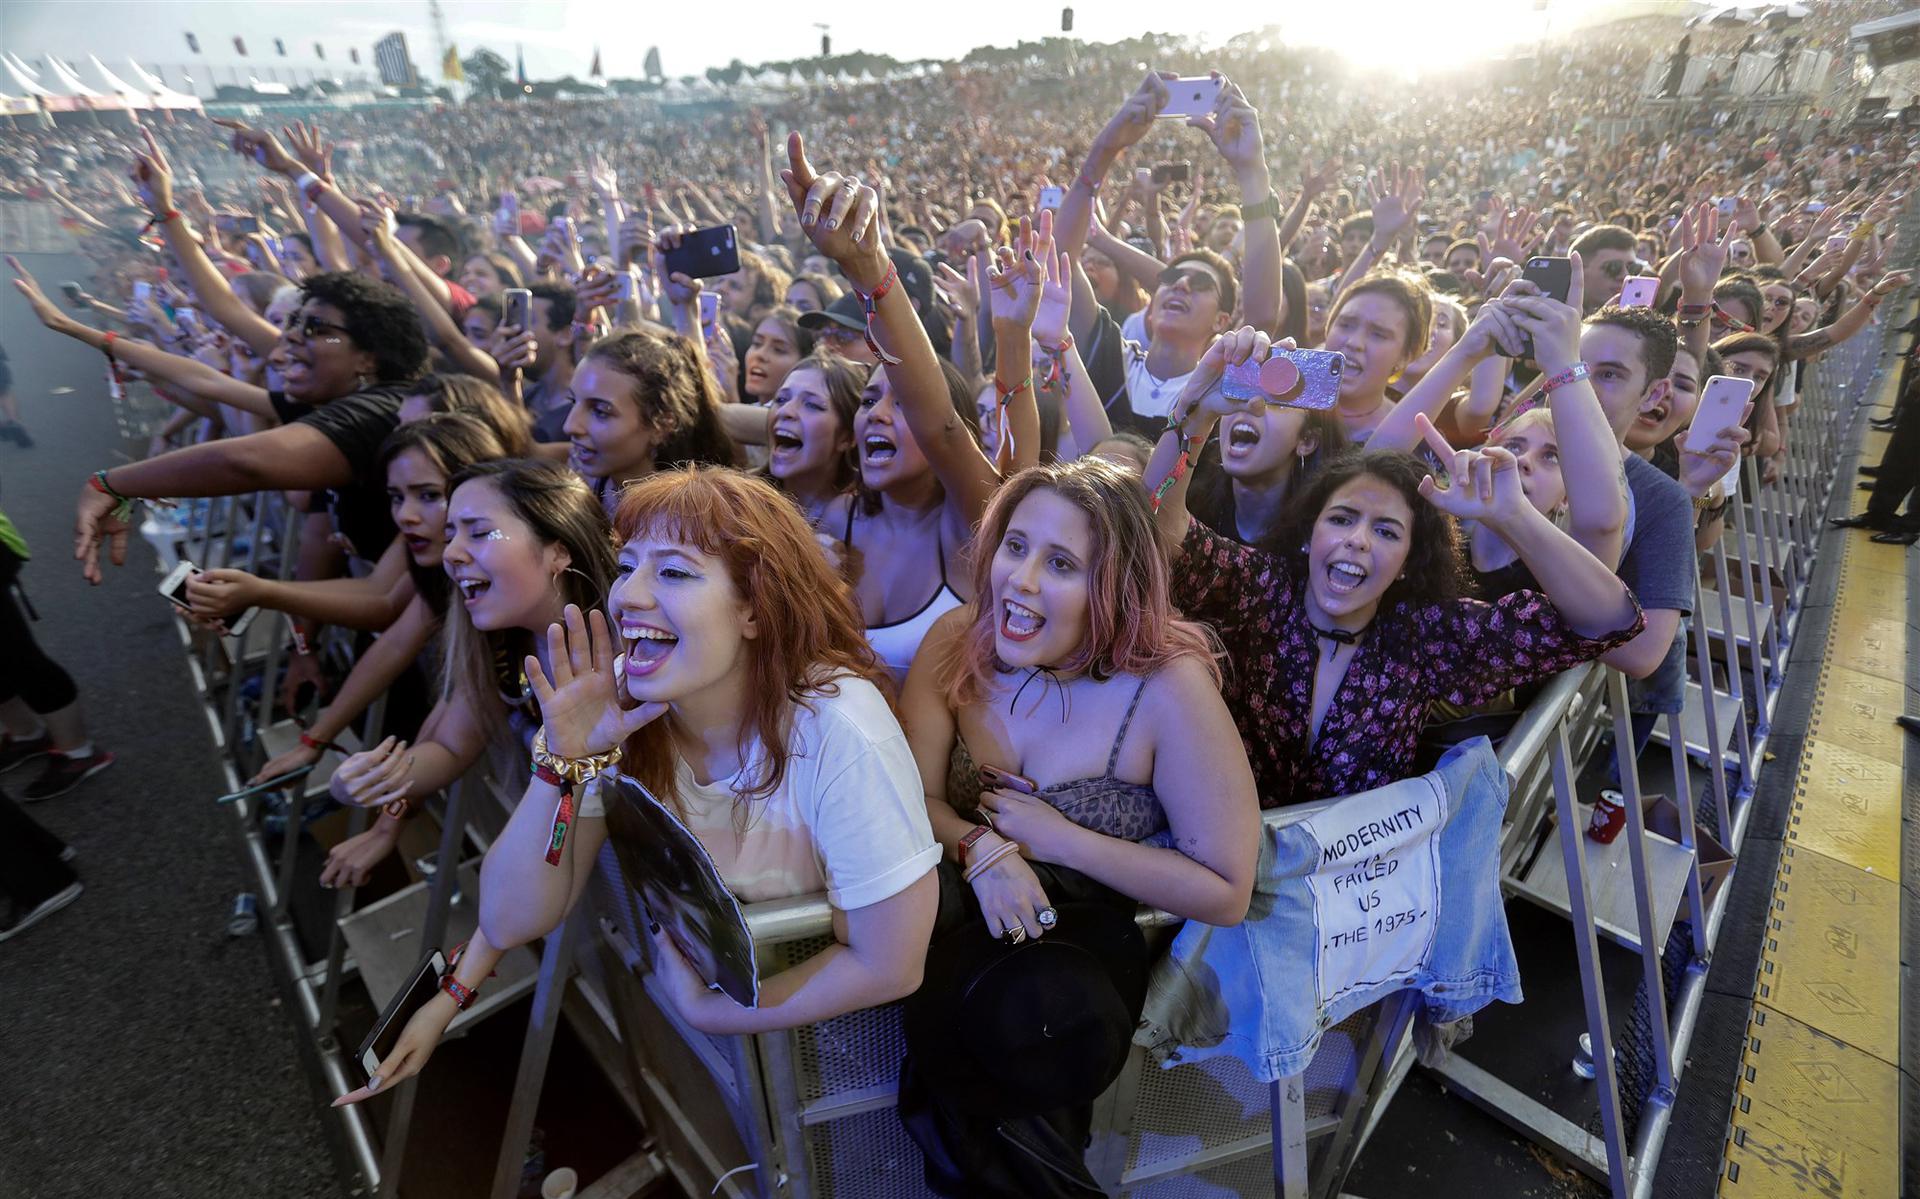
left=360, top=951, right=446, bottom=1077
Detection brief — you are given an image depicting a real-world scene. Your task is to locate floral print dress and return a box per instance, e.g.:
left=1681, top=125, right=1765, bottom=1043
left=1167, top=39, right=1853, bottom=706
left=1171, top=519, right=1643, bottom=809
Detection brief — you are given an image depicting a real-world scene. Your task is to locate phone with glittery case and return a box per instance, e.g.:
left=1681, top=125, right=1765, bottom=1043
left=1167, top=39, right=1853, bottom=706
left=1222, top=348, right=1344, bottom=410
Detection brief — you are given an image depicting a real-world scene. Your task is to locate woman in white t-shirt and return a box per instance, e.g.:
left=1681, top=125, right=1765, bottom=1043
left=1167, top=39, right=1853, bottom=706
left=340, top=467, right=938, bottom=1105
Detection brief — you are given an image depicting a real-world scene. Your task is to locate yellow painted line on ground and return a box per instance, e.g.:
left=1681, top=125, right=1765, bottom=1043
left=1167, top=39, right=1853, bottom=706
left=1751, top=844, right=1902, bottom=1065
left=1723, top=355, right=1908, bottom=1197
left=1723, top=1005, right=1903, bottom=1198
left=1802, top=665, right=1906, bottom=766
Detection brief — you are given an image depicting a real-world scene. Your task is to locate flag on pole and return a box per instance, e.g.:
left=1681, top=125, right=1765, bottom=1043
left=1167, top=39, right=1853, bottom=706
left=315, top=43, right=325, bottom=61
left=515, top=45, right=527, bottom=86
left=644, top=46, right=661, bottom=79
left=350, top=47, right=360, bottom=65
left=185, top=32, right=200, bottom=54
left=233, top=36, right=247, bottom=56
left=275, top=38, right=286, bottom=57
left=589, top=46, right=603, bottom=79
left=443, top=45, right=464, bottom=82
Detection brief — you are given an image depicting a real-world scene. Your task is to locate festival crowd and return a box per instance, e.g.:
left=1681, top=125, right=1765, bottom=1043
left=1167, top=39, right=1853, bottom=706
left=0, top=15, right=1911, bottom=1192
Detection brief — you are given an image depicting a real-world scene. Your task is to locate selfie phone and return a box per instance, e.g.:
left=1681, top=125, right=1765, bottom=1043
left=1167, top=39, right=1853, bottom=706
left=59, top=281, right=85, bottom=309
left=502, top=287, right=533, bottom=334
left=358, top=949, right=448, bottom=1078
left=159, top=560, right=198, bottom=610
left=1618, top=275, right=1659, bottom=308
left=1151, top=161, right=1192, bottom=186
left=1222, top=347, right=1345, bottom=410
left=1159, top=76, right=1223, bottom=119
left=661, top=224, right=740, bottom=280
left=698, top=291, right=720, bottom=333
left=979, top=764, right=1038, bottom=795
left=1685, top=375, right=1756, bottom=454
left=1037, top=185, right=1066, bottom=211
left=1715, top=196, right=1736, bottom=217
left=132, top=280, right=154, bottom=305
left=1517, top=256, right=1574, bottom=360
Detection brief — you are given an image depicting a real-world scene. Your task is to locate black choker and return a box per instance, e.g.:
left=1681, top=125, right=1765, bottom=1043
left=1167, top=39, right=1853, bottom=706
left=1307, top=621, right=1364, bottom=647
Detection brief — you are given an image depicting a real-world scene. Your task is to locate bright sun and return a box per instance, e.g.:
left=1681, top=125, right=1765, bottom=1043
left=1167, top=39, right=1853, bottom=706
left=1265, top=0, right=1564, bottom=76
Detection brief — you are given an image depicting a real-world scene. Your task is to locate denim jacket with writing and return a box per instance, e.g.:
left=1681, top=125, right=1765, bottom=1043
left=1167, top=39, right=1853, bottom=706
left=1134, top=738, right=1520, bottom=1082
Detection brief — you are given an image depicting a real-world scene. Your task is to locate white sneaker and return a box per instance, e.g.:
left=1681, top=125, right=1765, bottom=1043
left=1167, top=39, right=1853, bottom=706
left=0, top=881, right=82, bottom=943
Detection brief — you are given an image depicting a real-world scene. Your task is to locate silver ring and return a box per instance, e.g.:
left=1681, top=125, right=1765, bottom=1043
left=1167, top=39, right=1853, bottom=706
left=1036, top=907, right=1058, bottom=929
left=979, top=810, right=996, bottom=832
left=1001, top=925, right=1027, bottom=946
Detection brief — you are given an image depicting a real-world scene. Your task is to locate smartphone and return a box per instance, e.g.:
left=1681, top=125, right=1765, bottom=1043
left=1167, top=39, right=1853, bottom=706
left=1159, top=76, right=1223, bottom=119
left=224, top=605, right=261, bottom=640
left=1520, top=255, right=1573, bottom=304
left=216, top=762, right=317, bottom=804
left=1685, top=375, right=1756, bottom=454
left=698, top=290, right=720, bottom=333
left=59, top=281, right=85, bottom=309
left=1036, top=185, right=1065, bottom=211
left=502, top=287, right=533, bottom=334
left=159, top=560, right=198, bottom=610
left=979, top=764, right=1038, bottom=795
left=661, top=224, right=740, bottom=280
left=1151, top=161, right=1191, bottom=186
left=232, top=214, right=260, bottom=235
left=1222, top=347, right=1345, bottom=410
left=1618, top=276, right=1659, bottom=308
left=175, top=307, right=201, bottom=337
left=358, top=949, right=448, bottom=1078
left=1804, top=200, right=1828, bottom=214
left=1714, top=196, right=1736, bottom=217
left=132, top=280, right=153, bottom=305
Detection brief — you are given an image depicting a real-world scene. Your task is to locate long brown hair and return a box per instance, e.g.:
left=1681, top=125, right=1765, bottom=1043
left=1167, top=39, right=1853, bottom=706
left=580, top=328, right=741, bottom=474
left=762, top=351, right=869, bottom=498
left=611, top=468, right=888, bottom=809
left=439, top=460, right=615, bottom=738
left=944, top=458, right=1220, bottom=709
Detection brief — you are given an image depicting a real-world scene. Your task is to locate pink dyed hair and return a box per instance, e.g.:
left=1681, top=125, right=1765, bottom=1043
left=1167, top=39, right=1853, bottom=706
left=943, top=458, right=1219, bottom=708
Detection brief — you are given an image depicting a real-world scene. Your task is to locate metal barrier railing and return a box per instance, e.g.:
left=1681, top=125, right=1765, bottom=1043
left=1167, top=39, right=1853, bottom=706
left=128, top=241, right=1905, bottom=1197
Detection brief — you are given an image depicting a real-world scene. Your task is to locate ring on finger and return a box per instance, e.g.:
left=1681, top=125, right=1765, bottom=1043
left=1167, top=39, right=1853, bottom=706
left=1001, top=925, right=1027, bottom=946
left=1037, top=906, right=1058, bottom=929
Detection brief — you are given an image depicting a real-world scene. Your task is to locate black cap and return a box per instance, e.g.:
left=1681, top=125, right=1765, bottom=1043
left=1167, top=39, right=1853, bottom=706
left=797, top=291, right=866, bottom=334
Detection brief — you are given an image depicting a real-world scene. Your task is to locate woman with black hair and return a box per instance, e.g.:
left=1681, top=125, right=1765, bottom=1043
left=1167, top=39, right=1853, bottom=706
left=1147, top=328, right=1645, bottom=808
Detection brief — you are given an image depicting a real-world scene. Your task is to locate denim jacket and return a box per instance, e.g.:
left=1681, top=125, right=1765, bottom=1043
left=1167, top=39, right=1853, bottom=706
left=1134, top=738, right=1521, bottom=1082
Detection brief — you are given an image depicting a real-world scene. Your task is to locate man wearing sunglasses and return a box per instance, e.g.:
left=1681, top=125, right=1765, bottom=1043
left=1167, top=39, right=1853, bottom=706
left=1053, top=69, right=1283, bottom=438
left=1569, top=224, right=1640, bottom=315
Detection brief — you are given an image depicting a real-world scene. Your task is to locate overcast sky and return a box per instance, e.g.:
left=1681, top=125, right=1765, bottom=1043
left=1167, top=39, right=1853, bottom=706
left=1, top=1, right=1273, bottom=92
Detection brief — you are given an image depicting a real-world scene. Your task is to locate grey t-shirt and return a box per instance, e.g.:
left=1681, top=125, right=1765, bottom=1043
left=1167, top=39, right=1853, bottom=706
left=1619, top=452, right=1697, bottom=716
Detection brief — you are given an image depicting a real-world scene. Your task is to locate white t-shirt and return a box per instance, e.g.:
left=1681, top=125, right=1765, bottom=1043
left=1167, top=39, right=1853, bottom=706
left=1122, top=339, right=1197, bottom=421
left=581, top=674, right=938, bottom=911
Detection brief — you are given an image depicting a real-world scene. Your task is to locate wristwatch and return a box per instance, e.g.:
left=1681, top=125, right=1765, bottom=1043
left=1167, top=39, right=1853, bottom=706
left=1239, top=189, right=1282, bottom=224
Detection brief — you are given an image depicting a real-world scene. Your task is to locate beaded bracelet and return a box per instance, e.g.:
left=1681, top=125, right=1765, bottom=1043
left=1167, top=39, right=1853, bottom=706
left=1149, top=429, right=1194, bottom=514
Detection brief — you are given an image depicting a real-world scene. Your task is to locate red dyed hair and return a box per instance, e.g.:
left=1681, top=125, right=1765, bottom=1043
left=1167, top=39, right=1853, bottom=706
left=611, top=467, right=889, bottom=808
left=943, top=458, right=1219, bottom=708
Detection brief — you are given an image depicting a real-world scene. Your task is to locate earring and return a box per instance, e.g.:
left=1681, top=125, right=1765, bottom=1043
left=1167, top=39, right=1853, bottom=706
left=354, top=373, right=369, bottom=391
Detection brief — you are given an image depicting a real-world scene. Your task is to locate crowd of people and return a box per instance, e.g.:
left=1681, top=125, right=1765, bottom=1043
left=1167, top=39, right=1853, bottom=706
left=0, top=10, right=1911, bottom=1190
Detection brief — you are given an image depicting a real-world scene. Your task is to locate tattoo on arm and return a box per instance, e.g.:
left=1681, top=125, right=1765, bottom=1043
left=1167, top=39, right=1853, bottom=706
left=1789, top=330, right=1833, bottom=356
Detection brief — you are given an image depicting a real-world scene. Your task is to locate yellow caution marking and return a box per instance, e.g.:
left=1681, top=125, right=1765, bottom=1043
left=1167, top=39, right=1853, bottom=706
left=1801, top=666, right=1905, bottom=766
left=1750, top=844, right=1901, bottom=1065
left=1788, top=738, right=1903, bottom=882
left=1823, top=614, right=1907, bottom=685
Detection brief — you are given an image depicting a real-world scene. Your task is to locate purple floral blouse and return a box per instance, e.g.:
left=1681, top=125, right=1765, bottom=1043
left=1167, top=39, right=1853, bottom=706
left=1172, top=519, right=1643, bottom=809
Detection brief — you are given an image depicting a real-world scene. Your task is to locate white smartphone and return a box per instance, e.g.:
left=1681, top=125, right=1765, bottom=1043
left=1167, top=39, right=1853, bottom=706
left=1618, top=276, right=1659, bottom=308
left=132, top=280, right=153, bottom=305
left=1037, top=185, right=1065, bottom=211
left=358, top=949, right=448, bottom=1077
left=699, top=290, right=720, bottom=333
left=1159, top=76, right=1223, bottom=119
left=1685, top=374, right=1755, bottom=454
left=159, top=559, right=198, bottom=610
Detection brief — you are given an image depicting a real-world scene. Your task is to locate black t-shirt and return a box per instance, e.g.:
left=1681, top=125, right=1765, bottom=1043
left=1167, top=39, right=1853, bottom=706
left=270, top=384, right=408, bottom=561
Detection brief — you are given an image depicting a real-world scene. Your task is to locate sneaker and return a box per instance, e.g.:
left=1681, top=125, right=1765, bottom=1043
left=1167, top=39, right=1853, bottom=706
left=0, top=731, right=52, bottom=774
left=22, top=751, right=115, bottom=802
left=0, top=882, right=83, bottom=943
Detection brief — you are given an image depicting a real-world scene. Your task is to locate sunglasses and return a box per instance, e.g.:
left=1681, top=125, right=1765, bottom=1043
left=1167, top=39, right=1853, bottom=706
left=1157, top=266, right=1222, bottom=294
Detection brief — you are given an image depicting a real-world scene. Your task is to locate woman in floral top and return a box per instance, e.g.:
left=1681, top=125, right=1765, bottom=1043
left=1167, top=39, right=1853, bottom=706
left=1145, top=328, right=1645, bottom=808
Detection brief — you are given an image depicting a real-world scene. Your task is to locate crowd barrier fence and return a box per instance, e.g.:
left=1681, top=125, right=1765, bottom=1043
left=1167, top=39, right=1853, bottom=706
left=120, top=233, right=1904, bottom=1198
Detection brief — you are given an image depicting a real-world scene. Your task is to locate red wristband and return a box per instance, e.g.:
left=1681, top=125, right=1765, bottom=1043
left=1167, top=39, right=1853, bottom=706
left=958, top=824, right=992, bottom=861
left=440, top=974, right=477, bottom=1010
left=535, top=763, right=576, bottom=866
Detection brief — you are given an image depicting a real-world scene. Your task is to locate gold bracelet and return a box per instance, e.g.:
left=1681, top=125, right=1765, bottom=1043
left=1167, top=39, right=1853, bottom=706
left=531, top=726, right=622, bottom=784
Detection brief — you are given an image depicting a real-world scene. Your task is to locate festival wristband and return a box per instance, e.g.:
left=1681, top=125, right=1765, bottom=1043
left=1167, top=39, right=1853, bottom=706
left=440, top=973, right=477, bottom=1011
left=958, top=824, right=993, bottom=862
left=851, top=262, right=903, bottom=366
left=1541, top=362, right=1591, bottom=395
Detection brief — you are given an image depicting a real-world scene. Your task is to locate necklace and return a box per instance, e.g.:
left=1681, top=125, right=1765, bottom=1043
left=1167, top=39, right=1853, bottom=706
left=1306, top=619, right=1367, bottom=658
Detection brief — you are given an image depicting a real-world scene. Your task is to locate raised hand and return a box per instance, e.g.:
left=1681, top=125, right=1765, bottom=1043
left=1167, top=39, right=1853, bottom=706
left=282, top=121, right=334, bottom=182
left=524, top=605, right=665, bottom=761
left=1097, top=69, right=1174, bottom=155
left=1502, top=249, right=1585, bottom=369
left=1032, top=242, right=1073, bottom=346
left=1299, top=155, right=1342, bottom=197
left=1366, top=162, right=1425, bottom=247
left=649, top=228, right=704, bottom=308
left=1415, top=413, right=1527, bottom=525
left=130, top=126, right=175, bottom=215
left=7, top=255, right=77, bottom=334
left=211, top=117, right=301, bottom=176
left=1481, top=204, right=1538, bottom=266
left=1675, top=202, right=1732, bottom=303
left=989, top=212, right=1052, bottom=333
left=933, top=258, right=980, bottom=325
left=1191, top=76, right=1264, bottom=178
left=780, top=133, right=885, bottom=288
left=1677, top=406, right=1752, bottom=498
left=1167, top=325, right=1272, bottom=429
left=588, top=154, right=618, bottom=200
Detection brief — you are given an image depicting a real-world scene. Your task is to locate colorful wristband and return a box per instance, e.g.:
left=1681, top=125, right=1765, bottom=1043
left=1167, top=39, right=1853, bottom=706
left=1541, top=362, right=1591, bottom=395
left=440, top=973, right=477, bottom=1011
left=852, top=262, right=902, bottom=366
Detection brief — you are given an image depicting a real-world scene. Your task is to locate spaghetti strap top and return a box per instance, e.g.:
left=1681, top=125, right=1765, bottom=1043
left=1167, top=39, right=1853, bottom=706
left=845, top=504, right=964, bottom=685
left=948, top=676, right=1170, bottom=845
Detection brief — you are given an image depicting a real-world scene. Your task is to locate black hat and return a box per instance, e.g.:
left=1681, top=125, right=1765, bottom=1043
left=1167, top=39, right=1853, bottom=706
left=797, top=291, right=866, bottom=335
left=888, top=247, right=936, bottom=315
left=902, top=901, right=1147, bottom=1117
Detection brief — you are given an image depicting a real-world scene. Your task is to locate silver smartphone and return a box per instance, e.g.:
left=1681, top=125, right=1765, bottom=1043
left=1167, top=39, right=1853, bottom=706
left=358, top=949, right=448, bottom=1077
left=1160, top=76, right=1222, bottom=119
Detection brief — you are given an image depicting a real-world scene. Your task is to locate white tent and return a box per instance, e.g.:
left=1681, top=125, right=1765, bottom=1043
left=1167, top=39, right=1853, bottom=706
left=121, top=60, right=202, bottom=109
